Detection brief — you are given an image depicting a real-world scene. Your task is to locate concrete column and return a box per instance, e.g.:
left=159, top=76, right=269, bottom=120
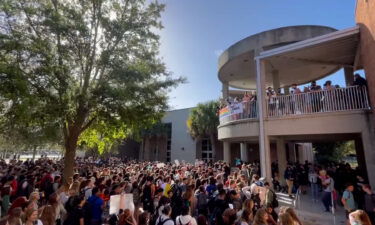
left=223, top=141, right=231, bottom=165
left=272, top=70, right=280, bottom=91
left=276, top=138, right=287, bottom=185
left=222, top=82, right=229, bottom=100
left=240, top=143, right=248, bottom=162
left=256, top=57, right=272, bottom=181
left=354, top=137, right=367, bottom=178
left=344, top=67, right=354, bottom=87
left=358, top=131, right=375, bottom=188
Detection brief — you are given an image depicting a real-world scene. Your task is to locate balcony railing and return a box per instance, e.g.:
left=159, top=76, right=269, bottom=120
left=267, top=86, right=370, bottom=117
left=219, top=100, right=258, bottom=124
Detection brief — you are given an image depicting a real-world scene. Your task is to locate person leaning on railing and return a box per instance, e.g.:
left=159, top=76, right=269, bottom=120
left=309, top=81, right=322, bottom=113
left=290, top=84, right=302, bottom=114
left=353, top=73, right=368, bottom=109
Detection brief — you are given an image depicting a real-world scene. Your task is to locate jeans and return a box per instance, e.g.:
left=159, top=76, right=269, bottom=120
left=322, top=191, right=332, bottom=211
left=311, top=183, right=319, bottom=200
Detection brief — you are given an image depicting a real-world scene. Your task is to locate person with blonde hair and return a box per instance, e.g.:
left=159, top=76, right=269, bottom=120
left=237, top=199, right=254, bottom=221
left=278, top=212, right=294, bottom=225
left=349, top=210, right=372, bottom=225
left=253, top=208, right=268, bottom=225
left=23, top=208, right=43, bottom=225
left=284, top=208, right=302, bottom=225
left=40, top=205, right=56, bottom=225
left=28, top=191, right=40, bottom=210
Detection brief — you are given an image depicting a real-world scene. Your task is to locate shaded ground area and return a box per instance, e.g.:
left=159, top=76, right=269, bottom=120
left=277, top=191, right=346, bottom=225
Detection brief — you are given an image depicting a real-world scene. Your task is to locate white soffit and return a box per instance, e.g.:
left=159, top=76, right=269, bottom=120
left=256, top=26, right=360, bottom=67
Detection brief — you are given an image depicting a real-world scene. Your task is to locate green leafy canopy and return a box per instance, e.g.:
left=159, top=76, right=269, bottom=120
left=0, top=0, right=184, bottom=155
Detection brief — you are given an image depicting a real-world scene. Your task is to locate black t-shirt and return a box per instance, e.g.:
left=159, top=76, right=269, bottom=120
left=354, top=77, right=368, bottom=87
left=64, top=207, right=84, bottom=225
left=310, top=85, right=322, bottom=91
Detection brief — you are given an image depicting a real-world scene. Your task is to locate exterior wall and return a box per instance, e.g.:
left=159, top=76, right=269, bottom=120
left=220, top=112, right=370, bottom=140
left=265, top=112, right=371, bottom=136
left=162, top=108, right=197, bottom=163
left=355, top=2, right=375, bottom=188
left=356, top=0, right=375, bottom=113
left=218, top=119, right=260, bottom=141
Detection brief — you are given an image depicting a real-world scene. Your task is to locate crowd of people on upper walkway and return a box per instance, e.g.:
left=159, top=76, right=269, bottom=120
left=219, top=73, right=368, bottom=119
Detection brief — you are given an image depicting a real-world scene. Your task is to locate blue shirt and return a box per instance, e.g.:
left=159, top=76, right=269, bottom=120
left=88, top=195, right=104, bottom=220
left=343, top=190, right=356, bottom=211
left=206, top=184, right=217, bottom=196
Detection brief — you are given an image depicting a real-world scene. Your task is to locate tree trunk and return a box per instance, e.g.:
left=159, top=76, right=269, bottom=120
left=210, top=134, right=217, bottom=162
left=63, top=133, right=79, bottom=185
left=32, top=146, right=37, bottom=161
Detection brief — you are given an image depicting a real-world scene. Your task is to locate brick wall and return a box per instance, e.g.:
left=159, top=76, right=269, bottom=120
left=356, top=0, right=375, bottom=114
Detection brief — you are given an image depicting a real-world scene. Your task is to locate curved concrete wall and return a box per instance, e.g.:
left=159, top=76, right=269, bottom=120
left=265, top=111, right=371, bottom=136
left=218, top=119, right=260, bottom=141
left=218, top=111, right=370, bottom=141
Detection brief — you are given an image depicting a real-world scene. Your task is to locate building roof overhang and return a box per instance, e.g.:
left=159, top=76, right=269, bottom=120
left=255, top=26, right=361, bottom=87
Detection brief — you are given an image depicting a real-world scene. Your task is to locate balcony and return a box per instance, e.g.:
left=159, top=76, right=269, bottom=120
left=267, top=86, right=370, bottom=118
left=219, top=101, right=258, bottom=124
left=219, top=86, right=370, bottom=125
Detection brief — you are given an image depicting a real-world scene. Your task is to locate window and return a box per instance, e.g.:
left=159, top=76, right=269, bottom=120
left=201, top=139, right=213, bottom=162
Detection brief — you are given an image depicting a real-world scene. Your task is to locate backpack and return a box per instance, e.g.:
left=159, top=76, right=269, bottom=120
left=157, top=216, right=173, bottom=225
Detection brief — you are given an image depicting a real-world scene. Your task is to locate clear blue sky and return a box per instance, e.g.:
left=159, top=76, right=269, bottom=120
left=158, top=0, right=357, bottom=109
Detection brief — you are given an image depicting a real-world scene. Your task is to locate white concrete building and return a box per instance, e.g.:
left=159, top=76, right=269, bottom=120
left=139, top=108, right=222, bottom=163
left=217, top=25, right=374, bottom=186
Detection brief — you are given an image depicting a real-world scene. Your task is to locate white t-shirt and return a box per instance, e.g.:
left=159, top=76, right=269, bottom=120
left=176, top=215, right=197, bottom=225
left=323, top=177, right=334, bottom=192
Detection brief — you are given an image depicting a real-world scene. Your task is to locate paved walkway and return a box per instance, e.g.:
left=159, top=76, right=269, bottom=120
left=276, top=191, right=347, bottom=225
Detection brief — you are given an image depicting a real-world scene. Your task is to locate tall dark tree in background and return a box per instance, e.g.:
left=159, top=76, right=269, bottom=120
left=0, top=0, right=183, bottom=182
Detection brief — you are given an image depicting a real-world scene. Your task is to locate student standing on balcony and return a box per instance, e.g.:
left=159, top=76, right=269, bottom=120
left=353, top=74, right=368, bottom=109
left=323, top=80, right=335, bottom=111
left=290, top=84, right=302, bottom=114
left=309, top=81, right=322, bottom=113
left=353, top=74, right=367, bottom=88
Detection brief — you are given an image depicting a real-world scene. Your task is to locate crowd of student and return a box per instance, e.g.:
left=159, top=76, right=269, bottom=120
left=219, top=74, right=368, bottom=116
left=0, top=157, right=373, bottom=225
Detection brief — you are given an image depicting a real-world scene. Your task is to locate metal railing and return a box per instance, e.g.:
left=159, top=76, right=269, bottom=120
left=219, top=100, right=258, bottom=124
left=267, top=86, right=370, bottom=117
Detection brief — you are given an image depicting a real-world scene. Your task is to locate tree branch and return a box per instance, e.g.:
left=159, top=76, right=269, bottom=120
left=80, top=116, right=96, bottom=133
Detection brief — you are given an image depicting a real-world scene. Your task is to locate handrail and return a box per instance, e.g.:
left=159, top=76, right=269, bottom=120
left=267, top=86, right=370, bottom=117
left=219, top=101, right=258, bottom=124
left=218, top=86, right=370, bottom=125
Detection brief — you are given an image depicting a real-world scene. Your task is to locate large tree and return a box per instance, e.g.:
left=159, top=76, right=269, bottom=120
left=0, top=0, right=182, bottom=182
left=187, top=101, right=220, bottom=160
